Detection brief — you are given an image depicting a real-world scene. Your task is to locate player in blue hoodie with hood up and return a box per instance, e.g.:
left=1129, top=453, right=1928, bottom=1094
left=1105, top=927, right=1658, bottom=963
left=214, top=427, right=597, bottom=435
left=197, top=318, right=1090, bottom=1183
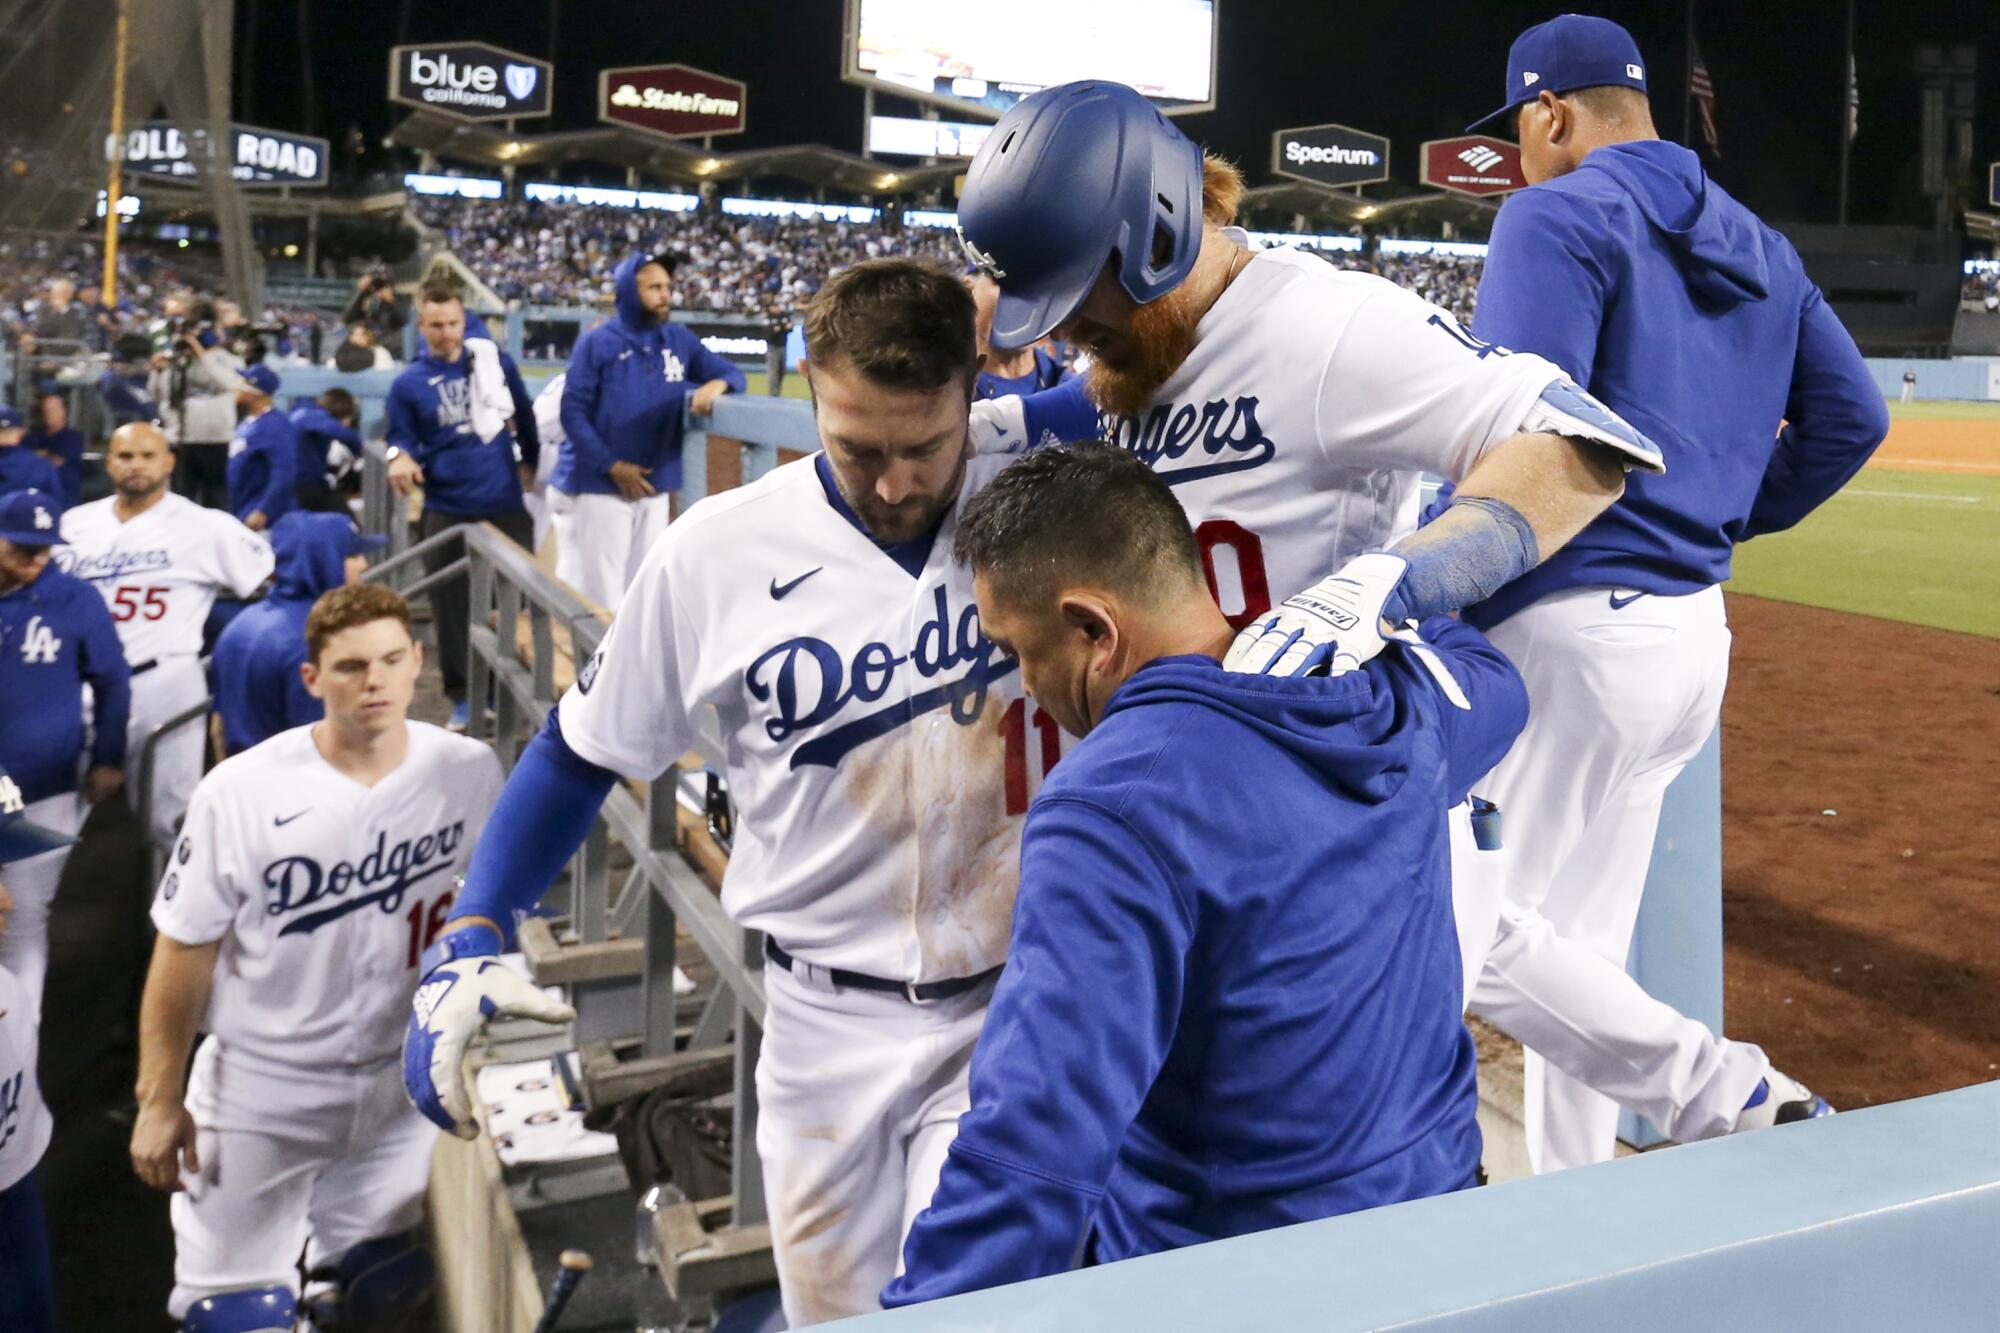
left=884, top=446, right=1529, bottom=1306
left=549, top=251, right=744, bottom=611
left=1448, top=15, right=1876, bottom=1172
left=210, top=511, right=385, bottom=753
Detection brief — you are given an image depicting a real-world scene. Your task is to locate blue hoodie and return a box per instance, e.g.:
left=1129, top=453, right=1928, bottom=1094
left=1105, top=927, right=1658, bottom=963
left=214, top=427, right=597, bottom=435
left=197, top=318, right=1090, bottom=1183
left=975, top=346, right=1071, bottom=402
left=0, top=556, right=130, bottom=803
left=288, top=402, right=362, bottom=487
left=1469, top=140, right=1888, bottom=630
left=226, top=406, right=299, bottom=525
left=551, top=254, right=747, bottom=498
left=886, top=616, right=1526, bottom=1306
left=211, top=511, right=353, bottom=752
left=384, top=340, right=541, bottom=517
left=0, top=444, right=61, bottom=500
left=21, top=428, right=83, bottom=507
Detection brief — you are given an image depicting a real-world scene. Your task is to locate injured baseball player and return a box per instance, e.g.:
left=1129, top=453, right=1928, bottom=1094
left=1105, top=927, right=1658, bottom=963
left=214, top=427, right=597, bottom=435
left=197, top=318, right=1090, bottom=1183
left=884, top=443, right=1528, bottom=1306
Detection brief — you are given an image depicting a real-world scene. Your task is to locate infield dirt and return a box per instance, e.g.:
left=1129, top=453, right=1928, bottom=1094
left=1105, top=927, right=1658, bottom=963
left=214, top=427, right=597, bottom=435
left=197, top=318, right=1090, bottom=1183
left=1721, top=593, right=2000, bottom=1110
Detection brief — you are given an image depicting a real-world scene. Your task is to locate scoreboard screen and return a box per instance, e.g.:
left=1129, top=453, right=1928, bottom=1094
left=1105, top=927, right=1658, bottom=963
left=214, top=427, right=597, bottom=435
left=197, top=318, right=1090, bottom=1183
left=846, top=0, right=1217, bottom=118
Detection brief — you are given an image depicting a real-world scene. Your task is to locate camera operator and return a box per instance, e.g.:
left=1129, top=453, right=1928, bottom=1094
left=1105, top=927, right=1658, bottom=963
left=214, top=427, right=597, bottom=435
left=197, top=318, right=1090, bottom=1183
left=343, top=270, right=406, bottom=339
left=146, top=301, right=247, bottom=511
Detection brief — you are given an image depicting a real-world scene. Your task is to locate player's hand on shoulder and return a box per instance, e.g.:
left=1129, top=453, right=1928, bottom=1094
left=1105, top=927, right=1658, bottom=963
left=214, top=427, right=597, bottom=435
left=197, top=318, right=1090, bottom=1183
left=130, top=1098, right=199, bottom=1192
left=1224, top=552, right=1409, bottom=678
left=402, top=921, right=575, bottom=1140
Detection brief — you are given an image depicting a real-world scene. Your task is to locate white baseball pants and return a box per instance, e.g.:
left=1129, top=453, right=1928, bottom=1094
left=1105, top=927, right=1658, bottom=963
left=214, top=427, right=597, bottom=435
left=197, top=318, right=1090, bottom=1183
left=1464, top=583, right=1766, bottom=1172
left=167, top=1042, right=436, bottom=1319
left=128, top=655, right=208, bottom=851
left=754, top=958, right=992, bottom=1327
left=0, top=792, right=84, bottom=1022
left=549, top=488, right=672, bottom=614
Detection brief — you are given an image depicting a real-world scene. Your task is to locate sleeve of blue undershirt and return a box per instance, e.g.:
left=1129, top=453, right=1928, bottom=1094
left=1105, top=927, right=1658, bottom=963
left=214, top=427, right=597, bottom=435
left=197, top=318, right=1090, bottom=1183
left=1021, top=374, right=1102, bottom=448
left=447, top=707, right=618, bottom=944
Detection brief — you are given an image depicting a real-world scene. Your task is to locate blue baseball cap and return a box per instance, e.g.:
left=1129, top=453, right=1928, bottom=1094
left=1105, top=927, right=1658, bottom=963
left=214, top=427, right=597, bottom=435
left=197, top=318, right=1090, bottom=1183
left=1467, top=14, right=1649, bottom=132
left=0, top=763, right=78, bottom=862
left=0, top=404, right=22, bottom=429
left=241, top=363, right=281, bottom=396
left=0, top=489, right=64, bottom=545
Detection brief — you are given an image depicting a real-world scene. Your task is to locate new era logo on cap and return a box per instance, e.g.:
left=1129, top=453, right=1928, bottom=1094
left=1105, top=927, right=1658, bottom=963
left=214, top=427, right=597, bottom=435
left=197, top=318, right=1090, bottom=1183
left=1628, top=63, right=1644, bottom=79
left=1523, top=71, right=1540, bottom=87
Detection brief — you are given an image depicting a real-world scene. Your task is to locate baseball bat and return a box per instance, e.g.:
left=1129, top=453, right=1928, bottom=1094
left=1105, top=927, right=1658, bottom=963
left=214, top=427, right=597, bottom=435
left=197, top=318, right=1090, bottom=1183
left=531, top=1249, right=593, bottom=1333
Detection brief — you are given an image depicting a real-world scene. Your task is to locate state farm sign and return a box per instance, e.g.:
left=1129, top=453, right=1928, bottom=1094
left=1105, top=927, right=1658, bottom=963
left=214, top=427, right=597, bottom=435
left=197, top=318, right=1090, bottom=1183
left=1271, top=123, right=1390, bottom=189
left=1420, top=135, right=1527, bottom=197
left=600, top=64, right=747, bottom=141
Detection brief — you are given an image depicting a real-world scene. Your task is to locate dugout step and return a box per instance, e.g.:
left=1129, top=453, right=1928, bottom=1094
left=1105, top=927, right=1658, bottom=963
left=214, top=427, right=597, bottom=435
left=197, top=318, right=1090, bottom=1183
left=653, top=1195, right=777, bottom=1302
left=577, top=1036, right=735, bottom=1111
left=518, top=914, right=646, bottom=985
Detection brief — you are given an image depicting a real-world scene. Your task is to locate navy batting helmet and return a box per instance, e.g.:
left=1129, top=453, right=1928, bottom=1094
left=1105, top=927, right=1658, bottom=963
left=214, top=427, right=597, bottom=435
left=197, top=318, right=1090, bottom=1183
left=957, top=81, right=1204, bottom=351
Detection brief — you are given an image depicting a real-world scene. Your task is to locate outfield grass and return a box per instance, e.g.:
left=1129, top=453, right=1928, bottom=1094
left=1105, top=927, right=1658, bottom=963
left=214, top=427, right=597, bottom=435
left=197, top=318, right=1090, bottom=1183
left=750, top=375, right=815, bottom=401
left=1887, top=398, right=2000, bottom=422
left=1726, top=466, right=2000, bottom=638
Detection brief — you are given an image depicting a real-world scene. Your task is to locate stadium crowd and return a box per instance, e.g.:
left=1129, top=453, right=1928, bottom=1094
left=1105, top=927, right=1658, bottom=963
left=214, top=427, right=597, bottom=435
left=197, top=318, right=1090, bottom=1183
left=1961, top=267, right=2000, bottom=309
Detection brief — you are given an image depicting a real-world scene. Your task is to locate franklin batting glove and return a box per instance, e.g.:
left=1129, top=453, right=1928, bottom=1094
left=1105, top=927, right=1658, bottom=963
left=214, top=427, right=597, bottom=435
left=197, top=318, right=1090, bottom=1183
left=402, top=924, right=575, bottom=1139
left=1223, top=552, right=1410, bottom=678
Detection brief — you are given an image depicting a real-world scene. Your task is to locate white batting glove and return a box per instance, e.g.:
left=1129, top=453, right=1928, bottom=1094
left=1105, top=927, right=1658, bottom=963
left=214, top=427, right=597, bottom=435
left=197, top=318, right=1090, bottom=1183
left=1223, top=552, right=1410, bottom=678
left=402, top=930, right=575, bottom=1140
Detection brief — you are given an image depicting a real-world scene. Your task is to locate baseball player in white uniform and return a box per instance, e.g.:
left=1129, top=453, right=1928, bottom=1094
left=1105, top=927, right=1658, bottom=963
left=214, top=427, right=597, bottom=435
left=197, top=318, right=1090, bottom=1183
left=130, top=583, right=502, bottom=1331
left=60, top=423, right=274, bottom=849
left=404, top=261, right=1047, bottom=1326
left=961, top=82, right=1812, bottom=1154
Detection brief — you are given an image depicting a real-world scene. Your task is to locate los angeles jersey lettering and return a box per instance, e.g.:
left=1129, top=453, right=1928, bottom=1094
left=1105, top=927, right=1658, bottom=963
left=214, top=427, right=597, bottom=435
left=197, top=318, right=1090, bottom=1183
left=559, top=454, right=1053, bottom=984
left=151, top=722, right=504, bottom=1065
left=1106, top=245, right=1645, bottom=618
left=0, top=964, right=52, bottom=1192
left=59, top=492, right=274, bottom=661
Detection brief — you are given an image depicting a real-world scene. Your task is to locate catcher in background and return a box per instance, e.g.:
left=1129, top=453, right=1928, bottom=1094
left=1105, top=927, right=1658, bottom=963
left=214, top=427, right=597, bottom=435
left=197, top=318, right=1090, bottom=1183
left=886, top=445, right=1527, bottom=1304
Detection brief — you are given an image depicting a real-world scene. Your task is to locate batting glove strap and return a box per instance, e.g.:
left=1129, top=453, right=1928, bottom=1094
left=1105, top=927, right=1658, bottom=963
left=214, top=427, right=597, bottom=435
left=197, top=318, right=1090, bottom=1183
left=1223, top=552, right=1410, bottom=678
left=402, top=955, right=575, bottom=1140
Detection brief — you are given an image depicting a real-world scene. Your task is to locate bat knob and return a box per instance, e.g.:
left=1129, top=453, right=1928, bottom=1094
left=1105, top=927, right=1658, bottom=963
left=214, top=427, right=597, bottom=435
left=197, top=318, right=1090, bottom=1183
left=558, top=1249, right=594, bottom=1272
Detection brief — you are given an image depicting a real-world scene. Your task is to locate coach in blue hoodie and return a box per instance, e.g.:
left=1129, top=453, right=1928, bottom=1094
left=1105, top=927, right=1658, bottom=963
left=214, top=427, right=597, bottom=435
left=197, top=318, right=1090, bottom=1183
left=226, top=363, right=298, bottom=531
left=550, top=252, right=744, bottom=610
left=884, top=446, right=1528, bottom=1306
left=211, top=511, right=385, bottom=753
left=1454, top=14, right=1878, bottom=1172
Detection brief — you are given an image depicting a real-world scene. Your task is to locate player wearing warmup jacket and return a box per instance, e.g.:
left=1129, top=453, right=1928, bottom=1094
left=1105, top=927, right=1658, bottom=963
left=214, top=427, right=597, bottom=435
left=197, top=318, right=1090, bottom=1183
left=130, top=583, right=503, bottom=1331
left=226, top=363, right=298, bottom=531
left=0, top=794, right=77, bottom=1333
left=212, top=511, right=385, bottom=754
left=0, top=490, right=130, bottom=1016
left=887, top=446, right=1525, bottom=1304
left=385, top=282, right=541, bottom=730
left=405, top=262, right=1047, bottom=1326
left=550, top=251, right=745, bottom=612
left=0, top=405, right=62, bottom=499
left=289, top=388, right=365, bottom=515
left=60, top=423, right=273, bottom=850
left=958, top=81, right=1825, bottom=1154
left=1457, top=14, right=1881, bottom=1170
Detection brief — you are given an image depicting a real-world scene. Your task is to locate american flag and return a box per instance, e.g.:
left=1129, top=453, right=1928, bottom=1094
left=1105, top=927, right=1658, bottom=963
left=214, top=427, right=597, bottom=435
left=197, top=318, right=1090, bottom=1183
left=1690, top=42, right=1721, bottom=157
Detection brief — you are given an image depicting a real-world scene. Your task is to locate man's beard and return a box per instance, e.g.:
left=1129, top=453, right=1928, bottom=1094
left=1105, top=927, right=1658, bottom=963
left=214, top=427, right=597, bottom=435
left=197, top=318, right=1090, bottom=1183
left=838, top=441, right=969, bottom=544
left=117, top=474, right=167, bottom=501
left=1085, top=283, right=1203, bottom=418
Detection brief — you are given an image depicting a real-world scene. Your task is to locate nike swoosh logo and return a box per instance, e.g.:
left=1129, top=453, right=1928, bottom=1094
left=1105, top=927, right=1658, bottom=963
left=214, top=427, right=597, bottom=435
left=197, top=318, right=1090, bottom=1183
left=770, top=567, right=823, bottom=600
left=1608, top=591, right=1647, bottom=610
left=274, top=809, right=310, bottom=827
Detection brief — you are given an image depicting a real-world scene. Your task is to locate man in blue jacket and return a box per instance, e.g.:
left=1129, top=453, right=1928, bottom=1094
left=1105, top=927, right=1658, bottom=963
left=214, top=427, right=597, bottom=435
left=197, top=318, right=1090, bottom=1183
left=21, top=393, right=83, bottom=508
left=550, top=252, right=743, bottom=611
left=885, top=445, right=1527, bottom=1304
left=289, top=387, right=363, bottom=515
left=0, top=407, right=62, bottom=500
left=385, top=281, right=540, bottom=729
left=211, top=511, right=384, bottom=754
left=0, top=488, right=131, bottom=1016
left=226, top=364, right=298, bottom=532
left=1459, top=14, right=1885, bottom=1172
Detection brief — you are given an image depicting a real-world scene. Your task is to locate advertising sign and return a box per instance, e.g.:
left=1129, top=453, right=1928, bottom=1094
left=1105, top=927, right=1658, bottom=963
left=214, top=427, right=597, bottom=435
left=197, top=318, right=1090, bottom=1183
left=110, top=121, right=330, bottom=188
left=390, top=42, right=552, bottom=122
left=600, top=64, right=747, bottom=141
left=1420, top=135, right=1527, bottom=197
left=1271, top=123, right=1391, bottom=189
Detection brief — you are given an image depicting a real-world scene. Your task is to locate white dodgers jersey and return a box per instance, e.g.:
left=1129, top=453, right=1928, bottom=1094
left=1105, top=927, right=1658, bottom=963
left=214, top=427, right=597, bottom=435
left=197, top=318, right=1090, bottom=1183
left=0, top=963, right=52, bottom=1192
left=1106, top=245, right=1655, bottom=622
left=60, top=492, right=274, bottom=660
left=560, top=454, right=1047, bottom=985
left=152, top=722, right=504, bottom=1065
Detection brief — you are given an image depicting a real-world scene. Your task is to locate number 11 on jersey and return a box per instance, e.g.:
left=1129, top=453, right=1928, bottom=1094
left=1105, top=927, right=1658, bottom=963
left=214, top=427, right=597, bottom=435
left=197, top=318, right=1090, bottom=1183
left=1000, top=699, right=1060, bottom=815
